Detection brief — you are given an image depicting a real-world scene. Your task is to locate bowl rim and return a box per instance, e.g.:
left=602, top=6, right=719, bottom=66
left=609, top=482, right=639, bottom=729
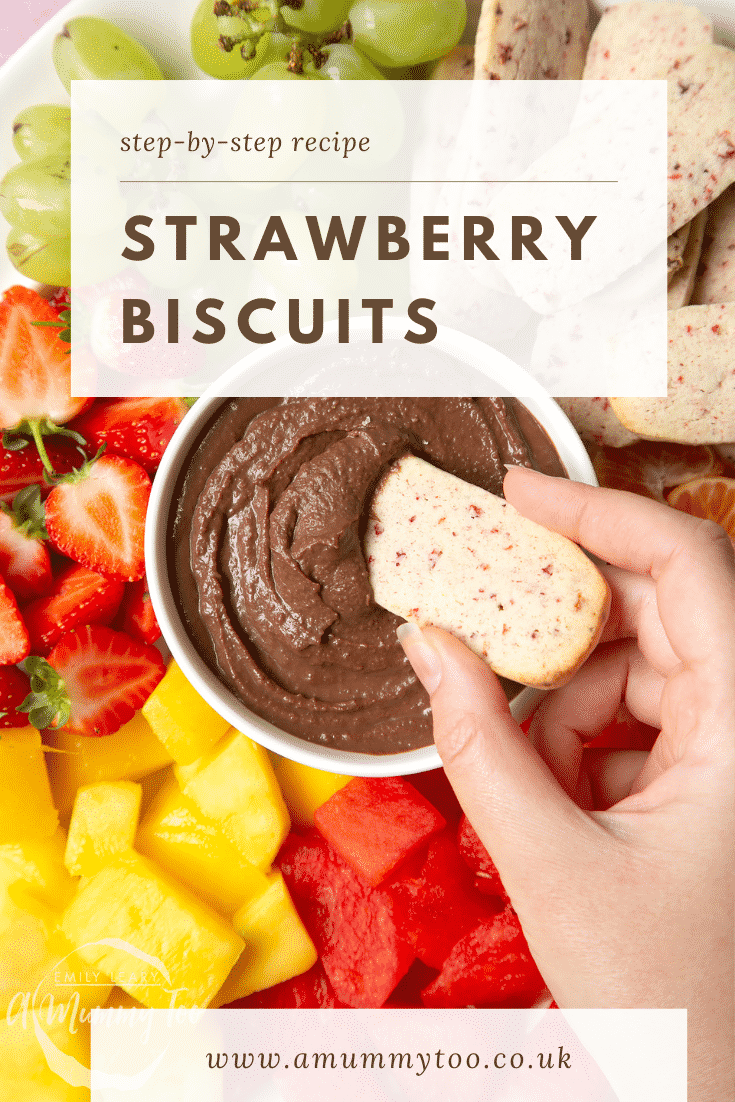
left=145, top=314, right=598, bottom=776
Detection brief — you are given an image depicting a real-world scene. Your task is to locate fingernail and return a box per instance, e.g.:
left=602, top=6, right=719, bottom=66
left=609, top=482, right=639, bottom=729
left=397, top=622, right=442, bottom=695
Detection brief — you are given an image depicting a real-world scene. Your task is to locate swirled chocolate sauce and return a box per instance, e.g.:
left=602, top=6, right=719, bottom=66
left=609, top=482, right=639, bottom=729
left=169, top=398, right=565, bottom=754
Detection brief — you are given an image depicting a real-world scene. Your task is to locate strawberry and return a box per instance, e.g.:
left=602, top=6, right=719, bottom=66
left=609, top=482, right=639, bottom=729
left=0, top=576, right=30, bottom=665
left=71, top=398, right=189, bottom=474
left=21, top=625, right=165, bottom=737
left=0, top=665, right=31, bottom=727
left=48, top=288, right=71, bottom=315
left=0, top=436, right=86, bottom=501
left=118, top=576, right=161, bottom=645
left=23, top=563, right=125, bottom=656
left=44, top=454, right=151, bottom=582
left=0, top=286, right=91, bottom=476
left=0, top=486, right=52, bottom=601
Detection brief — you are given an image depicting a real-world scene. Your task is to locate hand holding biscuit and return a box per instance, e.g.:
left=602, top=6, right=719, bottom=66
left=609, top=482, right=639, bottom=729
left=400, top=467, right=734, bottom=1102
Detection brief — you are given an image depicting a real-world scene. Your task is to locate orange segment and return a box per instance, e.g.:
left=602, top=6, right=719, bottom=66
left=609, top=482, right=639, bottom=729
left=590, top=442, right=724, bottom=502
left=667, top=477, right=735, bottom=540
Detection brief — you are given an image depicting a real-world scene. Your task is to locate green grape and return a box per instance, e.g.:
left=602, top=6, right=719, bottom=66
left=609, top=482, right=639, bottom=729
left=250, top=60, right=311, bottom=78
left=0, top=152, right=71, bottom=239
left=12, top=105, right=71, bottom=162
left=53, top=16, right=163, bottom=93
left=348, top=0, right=466, bottom=67
left=281, top=0, right=349, bottom=34
left=6, top=228, right=71, bottom=287
left=319, top=42, right=385, bottom=79
left=191, top=0, right=291, bottom=78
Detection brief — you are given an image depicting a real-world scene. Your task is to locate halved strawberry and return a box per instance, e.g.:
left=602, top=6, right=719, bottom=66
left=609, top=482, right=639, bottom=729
left=70, top=398, right=189, bottom=474
left=0, top=486, right=52, bottom=601
left=44, top=454, right=151, bottom=582
left=0, top=576, right=30, bottom=665
left=0, top=436, right=86, bottom=501
left=118, top=576, right=161, bottom=645
left=0, top=286, right=92, bottom=475
left=0, top=665, right=31, bottom=727
left=23, top=563, right=125, bottom=656
left=22, top=625, right=166, bottom=737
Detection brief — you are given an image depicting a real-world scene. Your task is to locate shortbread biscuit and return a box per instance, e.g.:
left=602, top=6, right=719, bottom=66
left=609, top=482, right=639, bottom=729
left=556, top=397, right=640, bottom=447
left=668, top=210, right=707, bottom=308
left=474, top=0, right=590, bottom=81
left=610, top=303, right=735, bottom=443
left=666, top=45, right=735, bottom=235
left=366, top=455, right=609, bottom=689
left=583, top=1, right=712, bottom=80
left=692, top=185, right=735, bottom=304
left=668, top=222, right=690, bottom=282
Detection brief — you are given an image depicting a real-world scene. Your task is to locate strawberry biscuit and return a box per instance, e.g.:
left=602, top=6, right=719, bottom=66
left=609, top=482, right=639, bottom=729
left=366, top=455, right=609, bottom=690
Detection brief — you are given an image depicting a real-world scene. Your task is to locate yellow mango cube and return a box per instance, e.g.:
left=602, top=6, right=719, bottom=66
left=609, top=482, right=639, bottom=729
left=60, top=852, right=244, bottom=1008
left=64, top=782, right=142, bottom=877
left=0, top=728, right=58, bottom=843
left=0, top=883, right=111, bottom=1014
left=174, top=728, right=290, bottom=870
left=136, top=774, right=270, bottom=915
left=273, top=756, right=353, bottom=830
left=104, top=986, right=144, bottom=1009
left=0, top=828, right=77, bottom=911
left=0, top=998, right=90, bottom=1101
left=213, top=871, right=316, bottom=1006
left=44, top=711, right=173, bottom=821
left=141, top=660, right=230, bottom=765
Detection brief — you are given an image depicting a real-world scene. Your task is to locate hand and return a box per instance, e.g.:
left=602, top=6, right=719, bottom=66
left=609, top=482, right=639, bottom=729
left=398, top=467, right=734, bottom=1102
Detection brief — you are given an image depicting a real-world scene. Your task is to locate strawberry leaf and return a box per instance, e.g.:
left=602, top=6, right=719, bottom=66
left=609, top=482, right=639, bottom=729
left=18, top=655, right=71, bottom=730
left=0, top=485, right=48, bottom=540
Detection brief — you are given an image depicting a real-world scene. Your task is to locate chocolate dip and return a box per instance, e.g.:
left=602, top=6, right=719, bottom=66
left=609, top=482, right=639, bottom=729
left=169, top=398, right=565, bottom=754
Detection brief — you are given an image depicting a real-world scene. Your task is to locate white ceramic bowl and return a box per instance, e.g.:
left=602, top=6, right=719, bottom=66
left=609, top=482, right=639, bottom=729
left=145, top=316, right=598, bottom=775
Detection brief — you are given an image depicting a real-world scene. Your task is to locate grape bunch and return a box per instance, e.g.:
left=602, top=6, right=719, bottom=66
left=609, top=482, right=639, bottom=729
left=0, top=17, right=163, bottom=287
left=190, top=0, right=467, bottom=80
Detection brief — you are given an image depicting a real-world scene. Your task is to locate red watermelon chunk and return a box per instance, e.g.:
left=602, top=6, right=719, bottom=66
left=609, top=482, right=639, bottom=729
left=406, top=831, right=505, bottom=969
left=314, top=776, right=446, bottom=886
left=225, top=962, right=348, bottom=1008
left=278, top=830, right=416, bottom=1008
left=421, top=907, right=545, bottom=1009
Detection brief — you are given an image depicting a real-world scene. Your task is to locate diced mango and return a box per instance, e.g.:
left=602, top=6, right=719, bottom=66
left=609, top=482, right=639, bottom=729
left=0, top=998, right=90, bottom=1101
left=141, top=660, right=230, bottom=765
left=0, top=728, right=58, bottom=843
left=213, top=871, right=317, bottom=1006
left=174, top=728, right=290, bottom=870
left=44, top=711, right=173, bottom=821
left=136, top=773, right=270, bottom=915
left=60, top=852, right=244, bottom=1008
left=273, top=756, right=353, bottom=830
left=104, top=986, right=144, bottom=1009
left=0, top=829, right=77, bottom=911
left=64, top=782, right=142, bottom=877
left=0, top=883, right=111, bottom=1014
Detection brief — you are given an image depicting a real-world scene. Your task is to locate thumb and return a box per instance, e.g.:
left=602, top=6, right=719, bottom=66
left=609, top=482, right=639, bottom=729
left=398, top=623, right=605, bottom=911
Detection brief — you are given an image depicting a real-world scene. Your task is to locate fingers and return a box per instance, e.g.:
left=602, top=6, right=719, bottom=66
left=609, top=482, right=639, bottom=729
left=504, top=467, right=735, bottom=673
left=584, top=749, right=650, bottom=810
left=598, top=565, right=679, bottom=676
left=398, top=623, right=602, bottom=906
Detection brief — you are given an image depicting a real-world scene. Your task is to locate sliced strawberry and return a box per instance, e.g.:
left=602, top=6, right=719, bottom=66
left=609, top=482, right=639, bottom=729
left=0, top=486, right=52, bottom=601
left=118, top=576, right=161, bottom=645
left=0, top=286, right=92, bottom=475
left=0, top=437, right=86, bottom=501
left=25, top=625, right=166, bottom=737
left=70, top=398, right=189, bottom=474
left=23, top=563, right=125, bottom=656
left=45, top=454, right=151, bottom=582
left=0, top=665, right=31, bottom=727
left=0, top=576, right=30, bottom=665
left=48, top=288, right=71, bottom=315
